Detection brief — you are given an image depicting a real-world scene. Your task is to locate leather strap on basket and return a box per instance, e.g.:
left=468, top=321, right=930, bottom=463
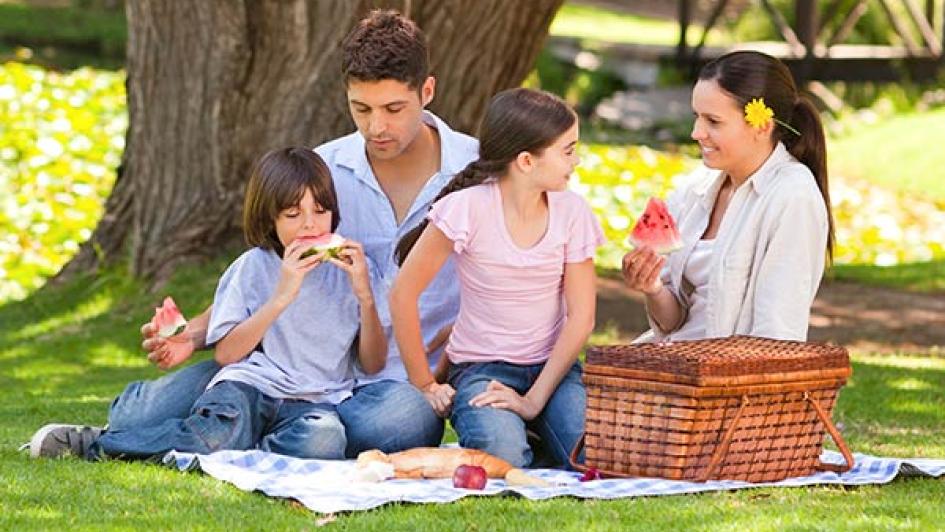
left=805, top=391, right=855, bottom=473
left=698, top=394, right=750, bottom=482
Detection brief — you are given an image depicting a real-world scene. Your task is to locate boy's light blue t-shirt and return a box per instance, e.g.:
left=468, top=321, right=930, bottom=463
left=205, top=247, right=366, bottom=404
left=315, top=111, right=479, bottom=386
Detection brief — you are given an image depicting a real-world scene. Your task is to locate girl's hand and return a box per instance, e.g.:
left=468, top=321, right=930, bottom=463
left=327, top=240, right=373, bottom=303
left=469, top=380, right=541, bottom=420
left=273, top=239, right=325, bottom=306
left=621, top=246, right=665, bottom=296
left=142, top=321, right=196, bottom=370
left=421, top=382, right=456, bottom=418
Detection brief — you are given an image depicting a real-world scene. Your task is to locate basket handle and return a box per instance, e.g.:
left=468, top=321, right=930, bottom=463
left=805, top=391, right=855, bottom=473
left=568, top=433, right=631, bottom=479
left=698, top=394, right=750, bottom=482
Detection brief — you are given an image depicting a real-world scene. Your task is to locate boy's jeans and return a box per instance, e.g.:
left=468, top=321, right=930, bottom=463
left=448, top=360, right=586, bottom=469
left=95, top=380, right=346, bottom=459
left=106, top=359, right=443, bottom=458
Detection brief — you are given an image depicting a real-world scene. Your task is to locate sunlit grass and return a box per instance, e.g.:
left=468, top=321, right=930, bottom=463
left=1, top=260, right=943, bottom=529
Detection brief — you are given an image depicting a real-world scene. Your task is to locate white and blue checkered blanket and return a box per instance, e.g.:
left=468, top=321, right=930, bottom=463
left=164, top=450, right=945, bottom=514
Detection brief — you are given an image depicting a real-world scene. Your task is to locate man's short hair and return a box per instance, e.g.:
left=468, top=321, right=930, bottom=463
left=341, top=9, right=429, bottom=89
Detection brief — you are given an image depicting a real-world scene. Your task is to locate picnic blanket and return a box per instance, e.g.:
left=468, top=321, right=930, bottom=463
left=164, top=449, right=945, bottom=514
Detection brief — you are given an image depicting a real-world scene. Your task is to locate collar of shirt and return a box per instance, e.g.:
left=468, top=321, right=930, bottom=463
left=693, top=142, right=793, bottom=211
left=332, top=111, right=473, bottom=230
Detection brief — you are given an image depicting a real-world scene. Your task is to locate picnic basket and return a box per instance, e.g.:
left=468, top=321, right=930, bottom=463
left=570, top=335, right=854, bottom=482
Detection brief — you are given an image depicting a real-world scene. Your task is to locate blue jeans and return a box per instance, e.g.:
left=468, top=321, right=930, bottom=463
left=336, top=380, right=444, bottom=458
left=95, top=380, right=346, bottom=460
left=448, top=361, right=585, bottom=469
left=107, top=359, right=221, bottom=431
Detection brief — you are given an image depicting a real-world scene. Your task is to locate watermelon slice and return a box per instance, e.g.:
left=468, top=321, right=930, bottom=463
left=628, top=197, right=683, bottom=254
left=151, top=296, right=188, bottom=339
left=298, top=233, right=346, bottom=259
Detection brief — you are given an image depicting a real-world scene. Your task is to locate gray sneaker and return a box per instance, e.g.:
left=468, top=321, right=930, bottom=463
left=25, top=424, right=104, bottom=459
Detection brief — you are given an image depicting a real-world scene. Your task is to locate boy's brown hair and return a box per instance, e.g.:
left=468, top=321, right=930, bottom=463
left=243, top=147, right=340, bottom=257
left=341, top=9, right=429, bottom=89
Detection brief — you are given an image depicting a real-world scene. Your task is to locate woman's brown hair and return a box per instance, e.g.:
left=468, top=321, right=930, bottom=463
left=699, top=50, right=835, bottom=261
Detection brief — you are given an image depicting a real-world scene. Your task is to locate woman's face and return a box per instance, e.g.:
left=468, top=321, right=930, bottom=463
left=274, top=188, right=333, bottom=249
left=691, top=79, right=771, bottom=180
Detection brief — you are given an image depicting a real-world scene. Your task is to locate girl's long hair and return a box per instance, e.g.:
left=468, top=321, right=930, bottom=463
left=395, top=88, right=576, bottom=265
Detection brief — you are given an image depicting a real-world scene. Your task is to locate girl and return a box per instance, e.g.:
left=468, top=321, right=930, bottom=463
left=390, top=88, right=605, bottom=468
left=92, top=147, right=386, bottom=460
left=622, top=51, right=834, bottom=342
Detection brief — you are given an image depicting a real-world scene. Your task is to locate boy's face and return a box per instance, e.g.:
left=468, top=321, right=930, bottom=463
left=275, top=188, right=333, bottom=250
left=346, top=77, right=435, bottom=161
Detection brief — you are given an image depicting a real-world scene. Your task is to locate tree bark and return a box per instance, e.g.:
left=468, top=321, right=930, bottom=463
left=62, top=0, right=563, bottom=281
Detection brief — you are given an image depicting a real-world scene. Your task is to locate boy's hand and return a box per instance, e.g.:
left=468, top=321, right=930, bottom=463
left=273, top=239, right=325, bottom=307
left=327, top=240, right=373, bottom=303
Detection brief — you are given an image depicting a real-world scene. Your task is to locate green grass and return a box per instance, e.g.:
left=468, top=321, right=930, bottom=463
left=2, top=259, right=943, bottom=529
left=549, top=3, right=731, bottom=46
left=0, top=3, right=126, bottom=52
left=828, top=108, right=945, bottom=202
left=828, top=260, right=945, bottom=293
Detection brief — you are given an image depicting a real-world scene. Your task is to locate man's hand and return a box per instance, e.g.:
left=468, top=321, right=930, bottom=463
left=469, top=380, right=541, bottom=420
left=141, top=321, right=195, bottom=370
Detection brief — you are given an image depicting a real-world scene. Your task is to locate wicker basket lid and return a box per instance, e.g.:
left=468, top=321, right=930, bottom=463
left=585, top=335, right=850, bottom=386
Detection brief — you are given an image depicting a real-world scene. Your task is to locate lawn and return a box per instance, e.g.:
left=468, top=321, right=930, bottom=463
left=1, top=259, right=943, bottom=530
left=549, top=3, right=732, bottom=46
left=828, top=108, right=945, bottom=202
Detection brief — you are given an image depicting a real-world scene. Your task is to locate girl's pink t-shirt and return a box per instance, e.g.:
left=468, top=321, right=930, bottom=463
left=427, top=180, right=605, bottom=365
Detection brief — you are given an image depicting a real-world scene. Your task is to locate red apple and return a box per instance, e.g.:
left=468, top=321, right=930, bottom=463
left=452, top=464, right=488, bottom=490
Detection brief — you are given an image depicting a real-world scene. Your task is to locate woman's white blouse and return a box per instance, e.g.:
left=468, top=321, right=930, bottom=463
left=668, top=238, right=714, bottom=341
left=635, top=142, right=829, bottom=343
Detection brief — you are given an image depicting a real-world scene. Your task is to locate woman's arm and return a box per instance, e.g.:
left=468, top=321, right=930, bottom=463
left=622, top=248, right=685, bottom=333
left=389, top=225, right=456, bottom=414
left=750, top=186, right=828, bottom=340
left=469, top=259, right=597, bottom=419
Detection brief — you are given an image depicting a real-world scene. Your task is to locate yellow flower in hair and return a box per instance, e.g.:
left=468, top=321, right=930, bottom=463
left=744, top=98, right=774, bottom=129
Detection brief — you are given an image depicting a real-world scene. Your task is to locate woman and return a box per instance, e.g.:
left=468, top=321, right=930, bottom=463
left=622, top=51, right=834, bottom=342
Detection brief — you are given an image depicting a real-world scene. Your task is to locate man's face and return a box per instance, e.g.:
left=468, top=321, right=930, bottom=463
left=346, top=77, right=435, bottom=161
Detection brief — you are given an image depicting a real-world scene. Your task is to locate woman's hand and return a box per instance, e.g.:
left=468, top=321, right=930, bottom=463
left=327, top=240, right=372, bottom=303
left=273, top=239, right=325, bottom=307
left=421, top=381, right=456, bottom=418
left=621, top=246, right=665, bottom=295
left=469, top=380, right=541, bottom=420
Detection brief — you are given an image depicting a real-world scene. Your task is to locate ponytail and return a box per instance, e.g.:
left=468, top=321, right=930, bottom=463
left=785, top=96, right=835, bottom=263
left=393, top=159, right=499, bottom=265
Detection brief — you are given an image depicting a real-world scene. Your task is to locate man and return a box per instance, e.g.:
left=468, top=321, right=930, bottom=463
left=27, top=9, right=477, bottom=459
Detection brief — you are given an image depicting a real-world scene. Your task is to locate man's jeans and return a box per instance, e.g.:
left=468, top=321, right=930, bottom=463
left=96, top=380, right=346, bottom=460
left=337, top=380, right=444, bottom=458
left=448, top=360, right=585, bottom=469
left=106, top=359, right=443, bottom=458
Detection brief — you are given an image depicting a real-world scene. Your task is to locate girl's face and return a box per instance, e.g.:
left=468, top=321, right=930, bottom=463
left=274, top=188, right=333, bottom=248
left=691, top=79, right=771, bottom=179
left=530, top=120, right=580, bottom=192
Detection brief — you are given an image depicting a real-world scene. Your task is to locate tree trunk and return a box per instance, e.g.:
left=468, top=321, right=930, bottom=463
left=62, top=0, right=563, bottom=281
